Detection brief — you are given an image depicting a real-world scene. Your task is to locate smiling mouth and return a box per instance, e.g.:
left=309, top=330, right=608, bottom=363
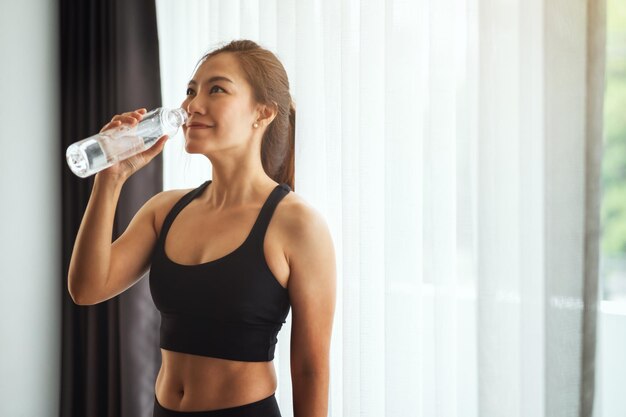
left=187, top=125, right=213, bottom=129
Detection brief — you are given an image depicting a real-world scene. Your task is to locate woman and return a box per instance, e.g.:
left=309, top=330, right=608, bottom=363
left=67, top=39, right=336, bottom=417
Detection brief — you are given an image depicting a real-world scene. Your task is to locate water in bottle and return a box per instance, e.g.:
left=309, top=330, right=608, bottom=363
left=66, top=107, right=188, bottom=178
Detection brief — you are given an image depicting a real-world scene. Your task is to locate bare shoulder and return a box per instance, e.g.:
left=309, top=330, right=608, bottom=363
left=274, top=191, right=333, bottom=264
left=148, top=187, right=197, bottom=235
left=274, top=191, right=323, bottom=234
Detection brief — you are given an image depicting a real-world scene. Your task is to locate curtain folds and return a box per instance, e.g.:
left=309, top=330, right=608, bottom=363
left=60, top=1, right=163, bottom=416
left=154, top=0, right=606, bottom=416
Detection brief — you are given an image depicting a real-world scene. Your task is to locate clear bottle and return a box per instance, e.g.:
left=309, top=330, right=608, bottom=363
left=66, top=107, right=188, bottom=178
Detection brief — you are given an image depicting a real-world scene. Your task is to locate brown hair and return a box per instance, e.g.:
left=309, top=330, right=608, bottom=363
left=199, top=39, right=295, bottom=191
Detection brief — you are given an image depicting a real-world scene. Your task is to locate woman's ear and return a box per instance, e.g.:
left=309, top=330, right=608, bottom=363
left=256, top=101, right=278, bottom=127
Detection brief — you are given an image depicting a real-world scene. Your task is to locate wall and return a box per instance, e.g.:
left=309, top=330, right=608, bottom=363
left=0, top=0, right=61, bottom=415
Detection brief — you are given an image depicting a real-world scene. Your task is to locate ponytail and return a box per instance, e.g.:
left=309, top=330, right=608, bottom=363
left=276, top=101, right=295, bottom=191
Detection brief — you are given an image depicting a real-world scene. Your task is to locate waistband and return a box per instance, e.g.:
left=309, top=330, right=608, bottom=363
left=153, top=392, right=281, bottom=417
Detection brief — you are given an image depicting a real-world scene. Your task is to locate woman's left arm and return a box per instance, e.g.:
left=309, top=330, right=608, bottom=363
left=285, top=203, right=337, bottom=417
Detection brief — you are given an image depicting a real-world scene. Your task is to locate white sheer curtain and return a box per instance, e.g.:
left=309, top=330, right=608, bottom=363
left=155, top=1, right=605, bottom=416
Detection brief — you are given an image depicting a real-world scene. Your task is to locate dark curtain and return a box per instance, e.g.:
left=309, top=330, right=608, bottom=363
left=60, top=1, right=163, bottom=416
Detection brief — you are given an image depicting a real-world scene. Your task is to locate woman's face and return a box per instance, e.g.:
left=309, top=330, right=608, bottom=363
left=181, top=52, right=259, bottom=153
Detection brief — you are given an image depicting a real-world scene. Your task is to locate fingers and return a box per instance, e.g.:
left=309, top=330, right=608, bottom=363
left=101, top=108, right=147, bottom=133
left=111, top=110, right=144, bottom=123
left=153, top=135, right=169, bottom=152
left=151, top=135, right=169, bottom=154
left=134, top=135, right=169, bottom=167
left=100, top=120, right=121, bottom=133
left=112, top=115, right=141, bottom=125
left=99, top=118, right=131, bottom=133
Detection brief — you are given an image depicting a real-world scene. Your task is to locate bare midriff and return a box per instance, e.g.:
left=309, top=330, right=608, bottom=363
left=154, top=349, right=278, bottom=411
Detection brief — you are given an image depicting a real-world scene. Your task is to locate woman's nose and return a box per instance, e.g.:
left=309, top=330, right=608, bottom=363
left=185, top=95, right=205, bottom=115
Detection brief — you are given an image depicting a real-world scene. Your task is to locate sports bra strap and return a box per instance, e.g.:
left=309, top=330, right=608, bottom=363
left=247, top=183, right=291, bottom=249
left=157, top=180, right=291, bottom=250
left=157, top=180, right=210, bottom=246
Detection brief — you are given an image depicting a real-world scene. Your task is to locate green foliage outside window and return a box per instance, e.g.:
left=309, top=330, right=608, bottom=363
left=601, top=0, right=626, bottom=300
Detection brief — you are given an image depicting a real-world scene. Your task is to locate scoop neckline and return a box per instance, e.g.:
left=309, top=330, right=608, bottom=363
left=162, top=227, right=255, bottom=268
left=161, top=180, right=278, bottom=268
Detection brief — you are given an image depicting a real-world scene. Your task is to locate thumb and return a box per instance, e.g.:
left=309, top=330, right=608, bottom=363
left=148, top=135, right=169, bottom=156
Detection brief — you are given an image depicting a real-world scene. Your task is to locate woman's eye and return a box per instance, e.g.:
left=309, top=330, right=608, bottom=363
left=185, top=86, right=224, bottom=95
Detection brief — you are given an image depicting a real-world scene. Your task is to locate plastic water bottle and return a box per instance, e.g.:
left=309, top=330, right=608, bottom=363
left=66, top=107, right=188, bottom=178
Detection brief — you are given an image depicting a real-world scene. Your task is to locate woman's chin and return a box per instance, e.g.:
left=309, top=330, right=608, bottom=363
left=183, top=140, right=214, bottom=154
left=184, top=141, right=202, bottom=151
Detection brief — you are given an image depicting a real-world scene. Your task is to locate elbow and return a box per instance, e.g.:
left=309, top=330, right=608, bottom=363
left=67, top=276, right=80, bottom=305
left=70, top=293, right=89, bottom=306
left=68, top=286, right=87, bottom=306
left=68, top=292, right=83, bottom=306
left=70, top=292, right=97, bottom=306
left=67, top=275, right=95, bottom=306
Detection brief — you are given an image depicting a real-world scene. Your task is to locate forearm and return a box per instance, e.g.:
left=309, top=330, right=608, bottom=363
left=292, top=372, right=330, bottom=417
left=67, top=173, right=125, bottom=304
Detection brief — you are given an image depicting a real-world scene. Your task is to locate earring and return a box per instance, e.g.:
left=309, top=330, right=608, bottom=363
left=253, top=122, right=259, bottom=128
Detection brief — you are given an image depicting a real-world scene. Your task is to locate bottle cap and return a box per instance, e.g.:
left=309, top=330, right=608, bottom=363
left=163, top=108, right=188, bottom=132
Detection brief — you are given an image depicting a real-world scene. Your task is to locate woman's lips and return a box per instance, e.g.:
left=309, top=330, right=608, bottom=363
left=187, top=124, right=212, bottom=129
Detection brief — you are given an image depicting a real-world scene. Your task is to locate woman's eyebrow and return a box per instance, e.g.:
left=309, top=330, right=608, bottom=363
left=188, top=76, right=235, bottom=86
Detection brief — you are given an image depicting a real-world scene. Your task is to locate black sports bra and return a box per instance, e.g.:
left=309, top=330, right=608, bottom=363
left=149, top=180, right=292, bottom=362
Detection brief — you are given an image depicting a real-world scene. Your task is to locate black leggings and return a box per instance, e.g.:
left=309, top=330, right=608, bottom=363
left=153, top=393, right=282, bottom=417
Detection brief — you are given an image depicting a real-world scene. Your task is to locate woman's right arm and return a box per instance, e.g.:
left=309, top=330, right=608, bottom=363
left=68, top=174, right=165, bottom=305
left=67, top=108, right=170, bottom=305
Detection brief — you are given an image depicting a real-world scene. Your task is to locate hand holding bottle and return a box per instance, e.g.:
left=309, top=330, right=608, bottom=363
left=96, top=108, right=168, bottom=182
left=66, top=106, right=188, bottom=180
